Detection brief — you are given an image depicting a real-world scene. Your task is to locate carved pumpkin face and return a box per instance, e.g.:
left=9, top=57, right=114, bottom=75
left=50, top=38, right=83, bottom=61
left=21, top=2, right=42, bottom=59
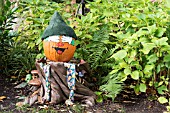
left=43, top=36, right=76, bottom=62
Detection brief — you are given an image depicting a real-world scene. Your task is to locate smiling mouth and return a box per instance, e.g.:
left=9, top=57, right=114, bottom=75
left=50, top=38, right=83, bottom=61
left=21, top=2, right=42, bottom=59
left=52, top=47, right=68, bottom=54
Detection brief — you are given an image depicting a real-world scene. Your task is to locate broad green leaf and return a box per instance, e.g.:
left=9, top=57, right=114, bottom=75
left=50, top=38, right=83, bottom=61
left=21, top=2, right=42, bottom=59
left=149, top=81, right=153, bottom=87
left=130, top=49, right=137, bottom=58
left=118, top=72, right=127, bottom=82
left=139, top=71, right=144, bottom=77
left=130, top=61, right=139, bottom=66
left=156, top=64, right=161, bottom=73
left=36, top=37, right=42, bottom=45
left=165, top=0, right=170, bottom=8
left=131, top=70, right=139, bottom=80
left=84, top=34, right=92, bottom=39
left=158, top=97, right=168, bottom=104
left=152, top=37, right=168, bottom=46
left=157, top=85, right=168, bottom=94
left=147, top=24, right=157, bottom=34
left=28, top=42, right=35, bottom=49
left=136, top=64, right=142, bottom=70
left=96, top=95, right=103, bottom=103
left=165, top=62, right=170, bottom=69
left=128, top=57, right=134, bottom=64
left=139, top=83, right=146, bottom=92
left=134, top=84, right=140, bottom=95
left=137, top=13, right=146, bottom=20
left=124, top=68, right=131, bottom=75
left=147, top=54, right=158, bottom=64
left=141, top=43, right=155, bottom=54
left=104, top=10, right=114, bottom=17
left=119, top=61, right=128, bottom=68
left=111, top=50, right=127, bottom=60
left=132, top=29, right=148, bottom=39
left=95, top=91, right=103, bottom=95
left=158, top=81, right=164, bottom=86
left=75, top=40, right=81, bottom=46
left=144, top=64, right=154, bottom=74
left=38, top=42, right=43, bottom=51
left=164, top=54, right=170, bottom=62
left=155, top=28, right=166, bottom=37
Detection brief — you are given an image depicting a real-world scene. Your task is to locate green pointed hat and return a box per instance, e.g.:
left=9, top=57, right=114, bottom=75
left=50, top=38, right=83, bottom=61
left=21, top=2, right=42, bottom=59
left=42, top=12, right=77, bottom=40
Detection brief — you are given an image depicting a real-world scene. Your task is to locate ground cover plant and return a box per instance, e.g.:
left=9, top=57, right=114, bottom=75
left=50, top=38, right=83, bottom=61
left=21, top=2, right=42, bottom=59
left=71, top=0, right=170, bottom=109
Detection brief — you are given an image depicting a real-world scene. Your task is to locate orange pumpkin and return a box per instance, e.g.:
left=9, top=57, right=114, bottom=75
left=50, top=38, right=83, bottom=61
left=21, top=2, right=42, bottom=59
left=43, top=36, right=76, bottom=62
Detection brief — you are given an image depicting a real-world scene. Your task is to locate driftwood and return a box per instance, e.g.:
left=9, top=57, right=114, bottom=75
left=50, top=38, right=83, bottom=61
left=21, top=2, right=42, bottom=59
left=17, top=59, right=96, bottom=107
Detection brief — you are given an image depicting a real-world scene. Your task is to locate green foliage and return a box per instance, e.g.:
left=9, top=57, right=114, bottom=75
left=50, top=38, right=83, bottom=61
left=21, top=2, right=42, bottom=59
left=72, top=0, right=170, bottom=101
left=4, top=43, right=37, bottom=76
left=0, top=0, right=18, bottom=75
left=3, top=0, right=170, bottom=104
left=7, top=0, right=74, bottom=77
left=16, top=0, right=57, bottom=57
left=16, top=0, right=74, bottom=59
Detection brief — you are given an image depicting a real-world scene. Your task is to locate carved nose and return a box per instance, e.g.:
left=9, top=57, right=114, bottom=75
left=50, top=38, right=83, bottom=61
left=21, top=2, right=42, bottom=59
left=57, top=42, right=64, bottom=47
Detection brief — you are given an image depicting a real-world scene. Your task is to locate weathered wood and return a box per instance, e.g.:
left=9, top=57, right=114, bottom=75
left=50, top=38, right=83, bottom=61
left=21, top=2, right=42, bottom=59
left=17, top=60, right=96, bottom=106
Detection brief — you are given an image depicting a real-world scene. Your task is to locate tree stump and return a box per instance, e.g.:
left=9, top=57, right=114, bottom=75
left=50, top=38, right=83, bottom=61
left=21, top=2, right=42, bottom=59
left=17, top=59, right=96, bottom=107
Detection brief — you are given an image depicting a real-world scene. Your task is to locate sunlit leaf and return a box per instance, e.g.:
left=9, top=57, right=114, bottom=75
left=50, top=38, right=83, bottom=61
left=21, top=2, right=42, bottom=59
left=144, top=64, right=154, bottom=74
left=139, top=83, right=146, bottom=92
left=0, top=96, right=6, bottom=101
left=155, top=28, right=166, bottom=37
left=131, top=70, right=139, bottom=80
left=111, top=50, right=127, bottom=60
left=158, top=97, right=168, bottom=104
left=96, top=95, right=103, bottom=103
left=124, top=68, right=131, bottom=75
left=134, top=84, right=140, bottom=95
left=164, top=54, right=170, bottom=62
left=157, top=85, right=168, bottom=94
left=95, top=91, right=103, bottom=95
left=137, top=13, right=146, bottom=20
left=147, top=54, right=158, bottom=64
left=152, top=37, right=168, bottom=46
left=141, top=43, right=156, bottom=54
left=165, top=0, right=170, bottom=8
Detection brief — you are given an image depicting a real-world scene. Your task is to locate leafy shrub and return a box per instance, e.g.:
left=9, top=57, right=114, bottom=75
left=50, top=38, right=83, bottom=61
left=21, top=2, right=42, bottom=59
left=73, top=0, right=170, bottom=101
left=16, top=0, right=75, bottom=59
left=0, top=0, right=18, bottom=75
left=11, top=0, right=82, bottom=77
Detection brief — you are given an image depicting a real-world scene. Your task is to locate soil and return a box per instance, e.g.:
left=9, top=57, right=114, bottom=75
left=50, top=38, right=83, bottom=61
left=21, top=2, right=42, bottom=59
left=0, top=75, right=167, bottom=113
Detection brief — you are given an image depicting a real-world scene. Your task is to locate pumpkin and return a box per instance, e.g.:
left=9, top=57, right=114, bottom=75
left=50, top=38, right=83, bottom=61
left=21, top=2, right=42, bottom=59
left=43, top=35, right=76, bottom=62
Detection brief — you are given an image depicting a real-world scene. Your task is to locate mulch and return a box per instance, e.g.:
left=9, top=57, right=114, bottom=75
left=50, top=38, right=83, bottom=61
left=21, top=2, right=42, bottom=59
left=0, top=75, right=167, bottom=113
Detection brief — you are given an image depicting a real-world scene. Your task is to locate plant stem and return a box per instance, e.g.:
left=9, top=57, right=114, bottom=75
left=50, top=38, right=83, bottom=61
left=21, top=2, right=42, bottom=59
left=0, top=0, right=4, bottom=16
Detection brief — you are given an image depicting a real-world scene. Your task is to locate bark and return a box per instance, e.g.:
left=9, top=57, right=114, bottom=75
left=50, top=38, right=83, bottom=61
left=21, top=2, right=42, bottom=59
left=19, top=60, right=96, bottom=106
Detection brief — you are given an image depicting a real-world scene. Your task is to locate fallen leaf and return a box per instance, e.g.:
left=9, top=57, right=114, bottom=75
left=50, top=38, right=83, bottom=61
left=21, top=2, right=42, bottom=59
left=11, top=76, right=17, bottom=79
left=0, top=96, right=6, bottom=101
left=16, top=102, right=24, bottom=107
left=39, top=105, right=48, bottom=109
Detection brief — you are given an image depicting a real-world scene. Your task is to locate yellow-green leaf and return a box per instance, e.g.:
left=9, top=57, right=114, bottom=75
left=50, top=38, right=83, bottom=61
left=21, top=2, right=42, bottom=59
left=131, top=70, right=139, bottom=80
left=158, top=97, right=168, bottom=104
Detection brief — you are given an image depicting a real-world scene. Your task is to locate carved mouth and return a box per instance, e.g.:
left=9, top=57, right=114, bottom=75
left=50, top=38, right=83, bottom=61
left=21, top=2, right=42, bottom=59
left=52, top=47, right=68, bottom=54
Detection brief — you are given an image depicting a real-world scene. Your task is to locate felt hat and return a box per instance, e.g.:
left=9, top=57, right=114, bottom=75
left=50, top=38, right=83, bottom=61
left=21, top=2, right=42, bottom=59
left=42, top=12, right=77, bottom=40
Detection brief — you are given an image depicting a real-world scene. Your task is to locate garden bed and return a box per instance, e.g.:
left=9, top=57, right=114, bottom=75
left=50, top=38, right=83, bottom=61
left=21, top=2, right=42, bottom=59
left=0, top=75, right=167, bottom=113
